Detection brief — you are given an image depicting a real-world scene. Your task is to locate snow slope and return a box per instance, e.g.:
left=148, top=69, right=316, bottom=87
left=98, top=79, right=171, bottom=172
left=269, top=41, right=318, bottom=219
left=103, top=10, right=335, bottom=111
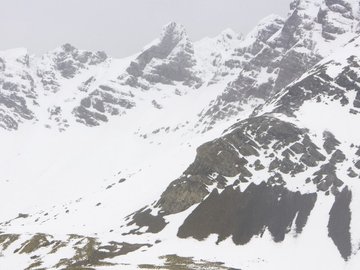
left=1, top=1, right=360, bottom=269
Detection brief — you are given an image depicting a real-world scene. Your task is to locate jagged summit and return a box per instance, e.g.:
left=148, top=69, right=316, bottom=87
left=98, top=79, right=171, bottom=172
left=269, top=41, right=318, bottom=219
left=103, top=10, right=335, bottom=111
left=2, top=0, right=360, bottom=269
left=45, top=43, right=108, bottom=68
left=319, top=0, right=360, bottom=39
left=58, top=43, right=77, bottom=53
left=49, top=43, right=108, bottom=61
left=124, top=21, right=201, bottom=86
left=197, top=0, right=360, bottom=132
left=242, top=14, right=284, bottom=45
left=279, top=0, right=360, bottom=46
left=160, top=21, right=189, bottom=44
left=35, top=43, right=108, bottom=96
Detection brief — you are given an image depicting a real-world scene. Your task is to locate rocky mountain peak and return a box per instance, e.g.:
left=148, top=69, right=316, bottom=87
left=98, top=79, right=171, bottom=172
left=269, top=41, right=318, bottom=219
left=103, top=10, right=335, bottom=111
left=271, top=0, right=322, bottom=49
left=197, top=0, right=360, bottom=132
left=160, top=21, right=189, bottom=45
left=59, top=43, right=77, bottom=53
left=245, top=14, right=284, bottom=44
left=294, top=0, right=323, bottom=7
left=218, top=28, right=241, bottom=41
left=0, top=48, right=36, bottom=130
left=2, top=1, right=360, bottom=269
left=125, top=22, right=201, bottom=86
left=283, top=0, right=360, bottom=44
left=36, top=44, right=107, bottom=94
left=325, top=0, right=360, bottom=14
left=319, top=0, right=360, bottom=39
left=52, top=43, right=107, bottom=67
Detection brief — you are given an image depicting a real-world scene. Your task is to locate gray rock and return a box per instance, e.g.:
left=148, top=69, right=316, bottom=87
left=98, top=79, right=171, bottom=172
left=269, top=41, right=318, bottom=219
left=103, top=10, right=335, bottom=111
left=355, top=160, right=360, bottom=169
left=347, top=167, right=358, bottom=178
left=125, top=22, right=201, bottom=86
left=178, top=183, right=317, bottom=245
left=323, top=131, right=340, bottom=154
left=54, top=44, right=107, bottom=79
left=330, top=149, right=346, bottom=164
left=74, top=86, right=135, bottom=126
left=157, top=176, right=210, bottom=214
left=156, top=116, right=317, bottom=215
left=0, top=57, right=5, bottom=71
left=328, top=187, right=352, bottom=260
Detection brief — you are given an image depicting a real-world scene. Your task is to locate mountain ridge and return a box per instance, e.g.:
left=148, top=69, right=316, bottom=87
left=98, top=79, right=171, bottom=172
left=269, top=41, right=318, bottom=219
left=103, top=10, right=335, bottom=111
left=1, top=1, right=360, bottom=269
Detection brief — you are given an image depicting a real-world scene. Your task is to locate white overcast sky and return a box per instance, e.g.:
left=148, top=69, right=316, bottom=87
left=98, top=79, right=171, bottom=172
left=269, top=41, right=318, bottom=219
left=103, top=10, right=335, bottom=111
left=0, top=0, right=292, bottom=57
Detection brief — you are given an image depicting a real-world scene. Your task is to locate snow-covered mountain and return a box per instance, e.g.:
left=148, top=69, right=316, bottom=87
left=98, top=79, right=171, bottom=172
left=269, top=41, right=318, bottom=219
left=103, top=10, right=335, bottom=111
left=198, top=0, right=360, bottom=131
left=1, top=0, right=360, bottom=269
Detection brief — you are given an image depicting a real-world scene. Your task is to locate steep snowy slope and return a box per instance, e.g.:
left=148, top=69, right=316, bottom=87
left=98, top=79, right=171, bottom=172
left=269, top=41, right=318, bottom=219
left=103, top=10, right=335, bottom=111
left=1, top=34, right=359, bottom=270
left=0, top=72, right=238, bottom=269
left=0, top=22, right=241, bottom=133
left=0, top=49, right=37, bottom=130
left=194, top=28, right=243, bottom=83
left=198, top=0, right=360, bottom=131
left=73, top=22, right=205, bottom=128
left=115, top=33, right=360, bottom=270
left=0, top=20, right=245, bottom=231
left=124, top=22, right=202, bottom=86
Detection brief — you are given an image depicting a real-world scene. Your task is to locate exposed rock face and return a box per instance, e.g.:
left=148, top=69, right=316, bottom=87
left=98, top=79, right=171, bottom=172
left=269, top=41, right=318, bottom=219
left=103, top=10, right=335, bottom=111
left=320, top=0, right=359, bottom=39
left=0, top=57, right=5, bottom=71
left=125, top=208, right=167, bottom=234
left=199, top=0, right=360, bottom=130
left=156, top=175, right=211, bottom=215
left=178, top=183, right=317, bottom=244
left=198, top=15, right=285, bottom=128
left=37, top=43, right=107, bottom=92
left=126, top=34, right=360, bottom=260
left=157, top=116, right=327, bottom=215
left=255, top=40, right=360, bottom=118
left=2, top=2, right=360, bottom=132
left=328, top=187, right=352, bottom=260
left=73, top=84, right=135, bottom=126
left=52, top=43, right=107, bottom=79
left=0, top=49, right=37, bottom=130
left=125, top=22, right=201, bottom=86
left=0, top=44, right=111, bottom=130
left=1, top=1, right=360, bottom=267
left=323, top=131, right=341, bottom=154
left=0, top=23, right=211, bottom=131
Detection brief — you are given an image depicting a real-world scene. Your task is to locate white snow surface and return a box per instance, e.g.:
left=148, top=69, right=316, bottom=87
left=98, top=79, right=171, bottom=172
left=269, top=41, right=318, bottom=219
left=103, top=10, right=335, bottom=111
left=1, top=3, right=360, bottom=269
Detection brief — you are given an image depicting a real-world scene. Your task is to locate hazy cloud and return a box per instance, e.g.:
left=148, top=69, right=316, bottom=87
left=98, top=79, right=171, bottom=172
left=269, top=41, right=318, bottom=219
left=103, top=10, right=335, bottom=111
left=0, top=0, right=292, bottom=57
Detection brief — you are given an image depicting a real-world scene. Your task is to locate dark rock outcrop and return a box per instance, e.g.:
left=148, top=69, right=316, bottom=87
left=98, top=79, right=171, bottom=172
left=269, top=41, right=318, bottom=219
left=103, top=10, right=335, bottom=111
left=73, top=85, right=135, bottom=126
left=328, top=187, right=352, bottom=260
left=125, top=208, right=167, bottom=234
left=125, top=22, right=201, bottom=86
left=177, top=183, right=317, bottom=244
left=0, top=51, right=37, bottom=130
left=157, top=115, right=328, bottom=215
left=254, top=52, right=360, bottom=118
left=50, top=43, right=107, bottom=79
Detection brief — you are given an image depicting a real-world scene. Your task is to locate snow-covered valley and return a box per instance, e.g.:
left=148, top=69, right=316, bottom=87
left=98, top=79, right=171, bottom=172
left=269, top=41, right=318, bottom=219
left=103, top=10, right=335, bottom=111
left=1, top=0, right=360, bottom=269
